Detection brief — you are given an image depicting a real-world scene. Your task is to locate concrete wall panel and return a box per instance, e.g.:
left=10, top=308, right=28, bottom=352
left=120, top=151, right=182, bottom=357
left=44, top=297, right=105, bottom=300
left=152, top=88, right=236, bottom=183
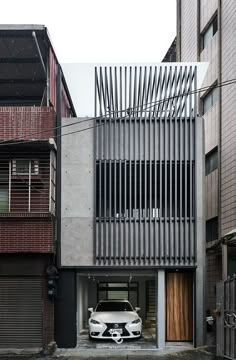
left=61, top=117, right=94, bottom=267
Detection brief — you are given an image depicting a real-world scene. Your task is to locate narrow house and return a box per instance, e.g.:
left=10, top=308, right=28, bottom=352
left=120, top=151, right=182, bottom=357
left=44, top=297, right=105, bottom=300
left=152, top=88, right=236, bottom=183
left=56, top=63, right=206, bottom=349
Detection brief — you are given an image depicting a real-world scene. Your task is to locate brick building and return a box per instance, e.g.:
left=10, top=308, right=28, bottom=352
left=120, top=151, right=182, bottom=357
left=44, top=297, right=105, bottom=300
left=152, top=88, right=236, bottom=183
left=0, top=25, right=75, bottom=348
left=176, top=0, right=236, bottom=312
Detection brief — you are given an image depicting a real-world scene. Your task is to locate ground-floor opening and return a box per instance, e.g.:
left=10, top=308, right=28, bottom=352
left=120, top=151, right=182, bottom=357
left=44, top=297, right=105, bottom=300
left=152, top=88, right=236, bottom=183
left=77, top=273, right=156, bottom=349
left=73, top=270, right=195, bottom=350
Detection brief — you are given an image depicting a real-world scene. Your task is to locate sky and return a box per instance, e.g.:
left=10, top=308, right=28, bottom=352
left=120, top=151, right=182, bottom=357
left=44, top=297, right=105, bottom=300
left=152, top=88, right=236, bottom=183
left=0, top=0, right=177, bottom=113
left=0, top=0, right=176, bottom=63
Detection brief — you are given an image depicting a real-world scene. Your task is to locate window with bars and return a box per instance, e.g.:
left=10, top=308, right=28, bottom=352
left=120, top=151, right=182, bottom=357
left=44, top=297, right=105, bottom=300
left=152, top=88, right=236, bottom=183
left=0, top=152, right=56, bottom=213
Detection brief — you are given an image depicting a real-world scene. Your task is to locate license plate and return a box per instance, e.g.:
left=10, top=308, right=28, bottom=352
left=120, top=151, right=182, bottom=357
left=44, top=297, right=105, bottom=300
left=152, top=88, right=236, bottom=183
left=109, top=328, right=123, bottom=335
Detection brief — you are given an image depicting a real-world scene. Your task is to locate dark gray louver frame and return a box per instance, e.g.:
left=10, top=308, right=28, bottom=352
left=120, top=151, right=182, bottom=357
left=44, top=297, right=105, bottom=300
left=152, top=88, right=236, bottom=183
left=95, top=65, right=197, bottom=267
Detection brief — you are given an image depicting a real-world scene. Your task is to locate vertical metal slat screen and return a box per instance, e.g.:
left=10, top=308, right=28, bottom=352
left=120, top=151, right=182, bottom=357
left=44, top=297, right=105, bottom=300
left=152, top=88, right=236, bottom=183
left=95, top=65, right=197, bottom=266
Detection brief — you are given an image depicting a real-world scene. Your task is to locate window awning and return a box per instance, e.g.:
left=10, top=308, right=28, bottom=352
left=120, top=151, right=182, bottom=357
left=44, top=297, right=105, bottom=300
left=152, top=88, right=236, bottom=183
left=222, top=228, right=236, bottom=246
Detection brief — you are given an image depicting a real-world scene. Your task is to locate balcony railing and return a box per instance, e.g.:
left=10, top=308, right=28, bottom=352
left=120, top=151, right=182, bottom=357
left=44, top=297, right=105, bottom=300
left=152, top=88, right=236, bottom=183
left=0, top=107, right=56, bottom=141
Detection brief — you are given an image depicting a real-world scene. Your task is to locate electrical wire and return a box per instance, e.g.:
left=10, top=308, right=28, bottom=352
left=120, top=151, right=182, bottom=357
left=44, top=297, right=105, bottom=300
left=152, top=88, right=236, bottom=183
left=0, top=76, right=235, bottom=147
left=0, top=76, right=235, bottom=145
left=0, top=76, right=235, bottom=144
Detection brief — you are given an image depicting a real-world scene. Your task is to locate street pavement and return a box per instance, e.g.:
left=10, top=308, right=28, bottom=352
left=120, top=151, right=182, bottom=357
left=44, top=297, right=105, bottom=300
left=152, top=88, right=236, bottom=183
left=0, top=348, right=221, bottom=360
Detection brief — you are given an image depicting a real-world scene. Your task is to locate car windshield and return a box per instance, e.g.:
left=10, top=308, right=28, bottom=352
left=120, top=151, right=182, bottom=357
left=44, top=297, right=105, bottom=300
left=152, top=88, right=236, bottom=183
left=96, top=301, right=133, bottom=312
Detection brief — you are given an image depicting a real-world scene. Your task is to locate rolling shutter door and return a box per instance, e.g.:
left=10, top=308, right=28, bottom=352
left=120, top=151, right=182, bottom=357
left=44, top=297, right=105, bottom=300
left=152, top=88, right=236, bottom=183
left=0, top=277, right=43, bottom=348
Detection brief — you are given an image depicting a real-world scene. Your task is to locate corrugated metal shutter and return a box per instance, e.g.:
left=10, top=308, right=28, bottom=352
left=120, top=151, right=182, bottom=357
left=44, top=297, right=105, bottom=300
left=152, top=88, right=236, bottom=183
left=0, top=277, right=43, bottom=348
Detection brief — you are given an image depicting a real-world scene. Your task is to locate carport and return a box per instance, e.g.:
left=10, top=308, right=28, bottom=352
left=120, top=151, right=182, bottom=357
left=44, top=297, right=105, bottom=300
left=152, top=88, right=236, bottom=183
left=76, top=271, right=161, bottom=349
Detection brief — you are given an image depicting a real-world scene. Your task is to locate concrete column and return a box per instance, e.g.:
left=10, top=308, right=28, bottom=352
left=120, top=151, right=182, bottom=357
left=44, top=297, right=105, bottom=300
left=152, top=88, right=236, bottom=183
left=156, top=270, right=165, bottom=349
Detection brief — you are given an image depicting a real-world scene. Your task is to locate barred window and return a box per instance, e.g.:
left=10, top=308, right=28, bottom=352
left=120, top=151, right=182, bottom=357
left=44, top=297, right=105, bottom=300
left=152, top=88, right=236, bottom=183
left=0, top=152, right=55, bottom=213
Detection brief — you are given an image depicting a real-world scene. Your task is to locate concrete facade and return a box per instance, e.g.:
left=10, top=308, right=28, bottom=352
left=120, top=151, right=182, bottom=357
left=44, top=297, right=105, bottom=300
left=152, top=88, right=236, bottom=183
left=61, top=117, right=94, bottom=266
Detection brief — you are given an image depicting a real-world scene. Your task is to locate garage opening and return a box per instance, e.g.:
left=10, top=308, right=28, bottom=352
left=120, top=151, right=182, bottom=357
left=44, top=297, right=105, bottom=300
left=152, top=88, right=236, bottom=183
left=76, top=274, right=157, bottom=349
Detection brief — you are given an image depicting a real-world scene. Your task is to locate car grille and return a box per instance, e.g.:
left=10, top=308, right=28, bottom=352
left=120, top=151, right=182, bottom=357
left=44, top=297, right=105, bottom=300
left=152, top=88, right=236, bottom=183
left=102, top=323, right=130, bottom=337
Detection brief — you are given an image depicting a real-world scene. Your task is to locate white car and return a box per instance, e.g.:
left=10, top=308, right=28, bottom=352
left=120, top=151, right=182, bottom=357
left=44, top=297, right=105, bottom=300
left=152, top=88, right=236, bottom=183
left=88, top=300, right=142, bottom=340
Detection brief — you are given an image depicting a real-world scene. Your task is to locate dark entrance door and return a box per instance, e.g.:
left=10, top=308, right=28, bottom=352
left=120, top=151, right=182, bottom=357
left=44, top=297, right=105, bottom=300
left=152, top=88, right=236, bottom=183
left=166, top=272, right=193, bottom=341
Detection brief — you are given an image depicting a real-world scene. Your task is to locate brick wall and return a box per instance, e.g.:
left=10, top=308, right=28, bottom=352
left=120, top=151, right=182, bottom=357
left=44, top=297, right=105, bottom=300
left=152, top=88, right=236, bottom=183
left=0, top=217, right=54, bottom=253
left=0, top=107, right=56, bottom=141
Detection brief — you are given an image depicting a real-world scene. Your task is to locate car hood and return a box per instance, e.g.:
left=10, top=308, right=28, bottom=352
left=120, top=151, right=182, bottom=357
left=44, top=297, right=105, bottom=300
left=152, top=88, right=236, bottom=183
left=90, top=311, right=140, bottom=323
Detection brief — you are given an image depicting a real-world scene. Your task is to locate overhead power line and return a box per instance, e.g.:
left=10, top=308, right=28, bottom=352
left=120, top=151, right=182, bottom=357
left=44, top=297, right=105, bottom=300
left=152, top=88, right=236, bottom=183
left=0, top=77, right=235, bottom=147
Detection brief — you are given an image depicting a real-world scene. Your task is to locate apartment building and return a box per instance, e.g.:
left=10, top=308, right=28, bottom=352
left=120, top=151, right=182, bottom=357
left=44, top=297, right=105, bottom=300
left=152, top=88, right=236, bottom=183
left=55, top=63, right=206, bottom=349
left=0, top=25, right=75, bottom=348
left=176, top=0, right=236, bottom=312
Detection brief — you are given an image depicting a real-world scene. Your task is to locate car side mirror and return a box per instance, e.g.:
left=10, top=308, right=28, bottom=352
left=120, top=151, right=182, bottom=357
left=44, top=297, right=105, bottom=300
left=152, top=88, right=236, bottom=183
left=88, top=307, right=93, bottom=313
left=135, top=307, right=141, bottom=312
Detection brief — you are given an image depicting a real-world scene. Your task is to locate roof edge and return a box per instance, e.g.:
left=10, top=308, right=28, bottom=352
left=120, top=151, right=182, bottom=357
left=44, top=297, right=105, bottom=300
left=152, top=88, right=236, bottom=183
left=0, top=24, right=46, bottom=31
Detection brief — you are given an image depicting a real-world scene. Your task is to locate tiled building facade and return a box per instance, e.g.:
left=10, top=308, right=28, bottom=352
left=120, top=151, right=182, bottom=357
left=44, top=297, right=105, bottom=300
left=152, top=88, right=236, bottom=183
left=176, top=0, right=236, bottom=311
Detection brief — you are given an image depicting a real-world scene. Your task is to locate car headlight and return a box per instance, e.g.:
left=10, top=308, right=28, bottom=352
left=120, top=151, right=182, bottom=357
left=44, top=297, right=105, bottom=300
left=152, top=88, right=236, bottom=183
left=132, top=318, right=141, bottom=324
left=90, top=319, right=100, bottom=324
